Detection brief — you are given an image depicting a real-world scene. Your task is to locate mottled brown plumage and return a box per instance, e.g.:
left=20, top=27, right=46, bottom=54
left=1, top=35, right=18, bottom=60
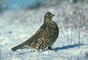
left=11, top=12, right=59, bottom=51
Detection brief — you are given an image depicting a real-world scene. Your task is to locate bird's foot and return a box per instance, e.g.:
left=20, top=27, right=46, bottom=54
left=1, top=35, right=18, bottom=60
left=48, top=47, right=52, bottom=50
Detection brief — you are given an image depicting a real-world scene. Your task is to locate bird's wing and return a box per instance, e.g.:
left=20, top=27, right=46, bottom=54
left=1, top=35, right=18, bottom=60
left=21, top=23, right=50, bottom=49
left=23, top=23, right=50, bottom=45
left=34, top=24, right=50, bottom=37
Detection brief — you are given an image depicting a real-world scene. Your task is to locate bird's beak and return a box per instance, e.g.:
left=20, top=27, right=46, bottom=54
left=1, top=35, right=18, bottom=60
left=52, top=14, right=55, bottom=16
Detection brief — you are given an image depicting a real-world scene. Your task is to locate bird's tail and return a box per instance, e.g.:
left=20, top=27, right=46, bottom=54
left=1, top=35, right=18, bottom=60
left=11, top=44, right=24, bottom=51
left=11, top=39, right=31, bottom=51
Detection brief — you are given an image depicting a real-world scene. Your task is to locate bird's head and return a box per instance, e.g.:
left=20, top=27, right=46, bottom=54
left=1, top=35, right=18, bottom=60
left=44, top=12, right=54, bottom=19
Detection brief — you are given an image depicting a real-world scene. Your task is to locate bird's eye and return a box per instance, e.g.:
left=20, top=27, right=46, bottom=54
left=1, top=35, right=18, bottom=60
left=50, top=15, right=52, bottom=16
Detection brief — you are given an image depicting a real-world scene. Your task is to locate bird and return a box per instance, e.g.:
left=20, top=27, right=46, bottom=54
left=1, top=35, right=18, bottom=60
left=11, top=12, right=59, bottom=51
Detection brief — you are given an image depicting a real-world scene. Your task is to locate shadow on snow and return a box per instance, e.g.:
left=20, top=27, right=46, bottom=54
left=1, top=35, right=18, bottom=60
left=53, top=43, right=87, bottom=51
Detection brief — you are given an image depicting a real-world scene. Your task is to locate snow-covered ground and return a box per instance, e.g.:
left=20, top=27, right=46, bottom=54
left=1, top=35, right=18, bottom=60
left=0, top=1, right=88, bottom=60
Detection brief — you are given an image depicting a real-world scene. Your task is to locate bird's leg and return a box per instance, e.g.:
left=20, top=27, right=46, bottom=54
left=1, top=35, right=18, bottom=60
left=48, top=47, right=52, bottom=50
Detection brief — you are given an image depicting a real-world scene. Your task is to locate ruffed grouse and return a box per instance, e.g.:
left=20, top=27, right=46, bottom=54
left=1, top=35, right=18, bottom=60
left=11, top=12, right=59, bottom=51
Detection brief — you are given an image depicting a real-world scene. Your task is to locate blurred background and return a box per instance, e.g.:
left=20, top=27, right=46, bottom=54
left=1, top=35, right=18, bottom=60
left=0, top=0, right=79, bottom=11
left=0, top=0, right=87, bottom=29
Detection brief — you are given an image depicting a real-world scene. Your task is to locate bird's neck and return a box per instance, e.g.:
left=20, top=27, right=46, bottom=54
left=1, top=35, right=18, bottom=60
left=44, top=18, right=52, bottom=23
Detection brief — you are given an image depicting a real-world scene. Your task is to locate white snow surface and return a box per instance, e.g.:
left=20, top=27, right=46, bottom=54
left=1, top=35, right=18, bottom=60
left=0, top=1, right=88, bottom=60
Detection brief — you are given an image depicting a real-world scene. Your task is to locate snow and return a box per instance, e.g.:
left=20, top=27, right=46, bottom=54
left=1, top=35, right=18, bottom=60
left=0, top=1, right=88, bottom=60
